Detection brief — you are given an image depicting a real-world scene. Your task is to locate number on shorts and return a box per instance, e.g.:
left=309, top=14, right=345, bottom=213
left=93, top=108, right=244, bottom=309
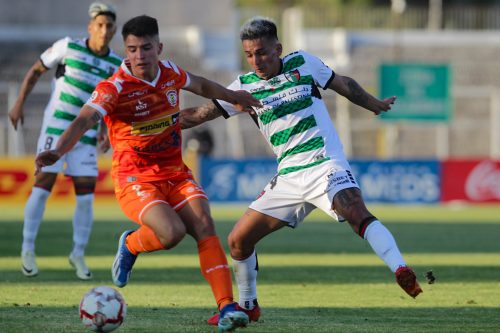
left=44, top=136, right=54, bottom=150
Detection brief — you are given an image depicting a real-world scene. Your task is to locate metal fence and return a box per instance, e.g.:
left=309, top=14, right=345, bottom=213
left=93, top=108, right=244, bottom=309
left=240, top=5, right=500, bottom=30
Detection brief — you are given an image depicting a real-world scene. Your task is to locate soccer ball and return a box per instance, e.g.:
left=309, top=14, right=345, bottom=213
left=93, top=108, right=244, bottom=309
left=79, top=286, right=127, bottom=333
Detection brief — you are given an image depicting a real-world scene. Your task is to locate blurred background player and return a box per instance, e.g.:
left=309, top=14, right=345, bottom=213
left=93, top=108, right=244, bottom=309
left=180, top=16, right=423, bottom=325
left=8, top=2, right=121, bottom=280
left=34, top=15, right=261, bottom=332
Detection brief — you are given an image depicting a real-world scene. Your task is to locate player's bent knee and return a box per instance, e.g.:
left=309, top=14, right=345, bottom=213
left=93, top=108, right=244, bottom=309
left=167, top=222, right=188, bottom=248
left=228, top=234, right=254, bottom=259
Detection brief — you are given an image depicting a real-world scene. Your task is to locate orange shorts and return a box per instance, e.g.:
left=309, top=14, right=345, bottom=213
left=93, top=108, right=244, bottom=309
left=116, top=178, right=208, bottom=225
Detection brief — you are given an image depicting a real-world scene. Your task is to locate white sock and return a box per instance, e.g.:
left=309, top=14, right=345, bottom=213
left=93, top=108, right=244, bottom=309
left=232, top=250, right=258, bottom=310
left=22, top=187, right=51, bottom=253
left=71, top=194, right=94, bottom=257
left=364, top=220, right=406, bottom=272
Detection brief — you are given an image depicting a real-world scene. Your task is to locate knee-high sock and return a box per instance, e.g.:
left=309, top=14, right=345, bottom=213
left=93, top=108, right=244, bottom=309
left=126, top=225, right=165, bottom=255
left=71, top=194, right=94, bottom=257
left=198, top=236, right=233, bottom=310
left=364, top=220, right=406, bottom=272
left=232, top=250, right=258, bottom=310
left=22, top=187, right=50, bottom=253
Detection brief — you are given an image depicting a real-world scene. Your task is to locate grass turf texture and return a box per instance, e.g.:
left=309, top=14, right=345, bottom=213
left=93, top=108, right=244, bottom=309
left=0, top=203, right=499, bottom=332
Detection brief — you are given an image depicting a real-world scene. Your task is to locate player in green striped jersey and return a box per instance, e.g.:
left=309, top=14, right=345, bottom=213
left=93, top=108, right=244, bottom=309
left=181, top=16, right=422, bottom=324
left=8, top=2, right=120, bottom=280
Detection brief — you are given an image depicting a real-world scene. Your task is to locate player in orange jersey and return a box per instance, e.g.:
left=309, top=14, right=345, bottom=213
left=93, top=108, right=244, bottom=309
left=35, top=15, right=261, bottom=332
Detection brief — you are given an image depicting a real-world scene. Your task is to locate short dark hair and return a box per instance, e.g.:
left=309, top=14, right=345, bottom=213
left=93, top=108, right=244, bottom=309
left=239, top=17, right=278, bottom=41
left=122, top=15, right=159, bottom=40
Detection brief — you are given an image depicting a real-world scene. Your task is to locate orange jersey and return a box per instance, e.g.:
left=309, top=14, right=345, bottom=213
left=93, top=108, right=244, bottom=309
left=87, top=60, right=191, bottom=189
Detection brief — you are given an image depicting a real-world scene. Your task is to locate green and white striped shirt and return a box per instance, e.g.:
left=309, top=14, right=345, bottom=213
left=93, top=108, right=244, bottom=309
left=40, top=37, right=121, bottom=146
left=216, top=50, right=345, bottom=175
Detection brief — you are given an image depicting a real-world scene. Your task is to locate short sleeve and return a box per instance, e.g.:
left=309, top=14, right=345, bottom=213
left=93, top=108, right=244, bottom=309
left=161, top=60, right=189, bottom=89
left=86, top=81, right=119, bottom=116
left=40, top=37, right=70, bottom=69
left=213, top=79, right=243, bottom=119
left=301, top=51, right=335, bottom=90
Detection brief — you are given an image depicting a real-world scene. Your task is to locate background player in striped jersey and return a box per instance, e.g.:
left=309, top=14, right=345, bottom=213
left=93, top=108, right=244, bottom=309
left=34, top=15, right=261, bottom=332
left=8, top=2, right=120, bottom=280
left=180, top=16, right=423, bottom=325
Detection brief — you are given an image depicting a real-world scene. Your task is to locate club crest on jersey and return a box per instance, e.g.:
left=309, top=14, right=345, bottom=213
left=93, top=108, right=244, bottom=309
left=166, top=90, right=177, bottom=107
left=284, top=69, right=301, bottom=83
left=268, top=77, right=281, bottom=86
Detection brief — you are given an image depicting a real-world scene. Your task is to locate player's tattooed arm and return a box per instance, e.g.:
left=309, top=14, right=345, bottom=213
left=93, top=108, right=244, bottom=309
left=180, top=103, right=223, bottom=129
left=328, top=75, right=396, bottom=115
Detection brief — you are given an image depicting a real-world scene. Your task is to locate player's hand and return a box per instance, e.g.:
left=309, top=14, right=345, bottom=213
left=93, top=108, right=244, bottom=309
left=232, top=90, right=262, bottom=113
left=98, top=132, right=111, bottom=153
left=35, top=150, right=61, bottom=175
left=8, top=103, right=24, bottom=130
left=372, top=96, right=397, bottom=115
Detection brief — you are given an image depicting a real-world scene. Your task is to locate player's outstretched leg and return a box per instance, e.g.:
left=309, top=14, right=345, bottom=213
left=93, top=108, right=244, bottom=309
left=112, top=230, right=137, bottom=288
left=217, top=302, right=249, bottom=332
left=396, top=266, right=423, bottom=298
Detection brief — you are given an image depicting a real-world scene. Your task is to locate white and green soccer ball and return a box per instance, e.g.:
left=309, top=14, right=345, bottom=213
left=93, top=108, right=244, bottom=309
left=79, top=286, right=127, bottom=333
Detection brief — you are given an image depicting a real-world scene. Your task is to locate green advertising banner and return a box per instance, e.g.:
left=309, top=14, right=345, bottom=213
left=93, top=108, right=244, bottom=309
left=379, top=63, right=451, bottom=122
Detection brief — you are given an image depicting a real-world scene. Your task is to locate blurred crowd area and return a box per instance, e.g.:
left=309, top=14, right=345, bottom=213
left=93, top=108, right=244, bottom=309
left=1, top=0, right=500, bottom=159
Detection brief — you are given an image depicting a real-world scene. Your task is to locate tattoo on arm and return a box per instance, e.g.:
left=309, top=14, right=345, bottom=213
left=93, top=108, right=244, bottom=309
left=181, top=103, right=221, bottom=129
left=346, top=77, right=369, bottom=107
left=90, top=111, right=101, bottom=124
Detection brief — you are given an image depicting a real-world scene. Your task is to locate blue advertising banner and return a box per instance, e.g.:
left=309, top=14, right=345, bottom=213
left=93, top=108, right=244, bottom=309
left=199, top=158, right=277, bottom=203
left=199, top=158, right=441, bottom=204
left=350, top=160, right=440, bottom=204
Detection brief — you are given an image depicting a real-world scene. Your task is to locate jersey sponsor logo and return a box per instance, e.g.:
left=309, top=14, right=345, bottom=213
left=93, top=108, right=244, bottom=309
left=325, top=168, right=356, bottom=192
left=250, top=86, right=266, bottom=93
left=284, top=69, right=301, bottom=83
left=160, top=79, right=176, bottom=89
left=166, top=90, right=178, bottom=107
left=128, top=89, right=148, bottom=98
left=101, top=93, right=114, bottom=102
left=131, top=184, right=150, bottom=202
left=130, top=113, right=179, bottom=136
left=134, top=110, right=150, bottom=117
left=135, top=100, right=148, bottom=111
left=465, top=160, right=500, bottom=200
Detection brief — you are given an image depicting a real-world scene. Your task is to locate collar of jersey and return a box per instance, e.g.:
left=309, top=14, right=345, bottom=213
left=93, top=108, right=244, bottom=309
left=121, top=60, right=161, bottom=87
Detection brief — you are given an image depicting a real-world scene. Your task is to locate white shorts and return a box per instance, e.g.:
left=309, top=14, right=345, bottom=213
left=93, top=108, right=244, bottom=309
left=249, top=159, right=359, bottom=227
left=36, top=132, right=98, bottom=177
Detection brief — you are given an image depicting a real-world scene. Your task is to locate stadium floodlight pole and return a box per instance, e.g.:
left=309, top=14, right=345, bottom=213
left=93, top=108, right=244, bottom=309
left=428, top=0, right=443, bottom=31
left=390, top=0, right=405, bottom=61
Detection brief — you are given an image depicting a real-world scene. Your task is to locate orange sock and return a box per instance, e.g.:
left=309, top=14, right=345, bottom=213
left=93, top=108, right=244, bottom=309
left=126, top=225, right=164, bottom=255
left=198, top=236, right=234, bottom=310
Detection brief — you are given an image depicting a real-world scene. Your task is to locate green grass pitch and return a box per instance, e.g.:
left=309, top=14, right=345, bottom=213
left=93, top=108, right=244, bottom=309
left=0, top=203, right=499, bottom=332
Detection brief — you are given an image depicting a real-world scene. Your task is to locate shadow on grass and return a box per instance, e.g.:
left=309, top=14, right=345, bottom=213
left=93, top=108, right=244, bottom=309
left=1, top=265, right=499, bottom=284
left=0, top=305, right=498, bottom=333
left=1, top=220, right=500, bottom=257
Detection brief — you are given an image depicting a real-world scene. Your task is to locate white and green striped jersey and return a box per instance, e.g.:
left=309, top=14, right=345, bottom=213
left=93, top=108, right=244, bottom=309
left=39, top=37, right=121, bottom=146
left=215, top=50, right=345, bottom=175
